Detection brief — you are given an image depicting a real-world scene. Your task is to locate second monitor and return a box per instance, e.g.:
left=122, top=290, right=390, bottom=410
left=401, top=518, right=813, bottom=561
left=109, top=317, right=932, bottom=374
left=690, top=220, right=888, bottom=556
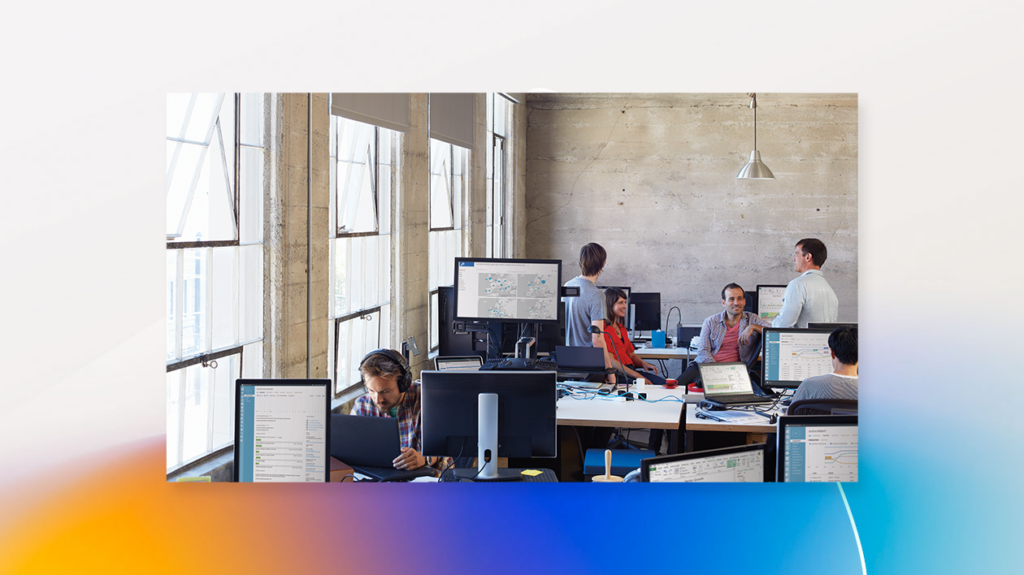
left=630, top=292, right=661, bottom=332
left=454, top=258, right=562, bottom=324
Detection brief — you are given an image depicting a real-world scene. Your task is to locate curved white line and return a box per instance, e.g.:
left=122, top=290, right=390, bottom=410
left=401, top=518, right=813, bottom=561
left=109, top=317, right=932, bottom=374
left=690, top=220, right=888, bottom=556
left=837, top=483, right=867, bottom=575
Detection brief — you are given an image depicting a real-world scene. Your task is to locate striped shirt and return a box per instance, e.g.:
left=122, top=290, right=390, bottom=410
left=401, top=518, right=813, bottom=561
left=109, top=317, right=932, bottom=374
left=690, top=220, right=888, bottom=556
left=695, top=311, right=771, bottom=365
left=353, top=381, right=449, bottom=472
left=791, top=373, right=858, bottom=403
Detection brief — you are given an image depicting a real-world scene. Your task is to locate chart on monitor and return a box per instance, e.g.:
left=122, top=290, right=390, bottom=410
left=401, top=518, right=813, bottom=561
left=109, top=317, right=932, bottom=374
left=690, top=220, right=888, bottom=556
left=454, top=259, right=561, bottom=323
left=763, top=328, right=833, bottom=387
left=781, top=421, right=858, bottom=482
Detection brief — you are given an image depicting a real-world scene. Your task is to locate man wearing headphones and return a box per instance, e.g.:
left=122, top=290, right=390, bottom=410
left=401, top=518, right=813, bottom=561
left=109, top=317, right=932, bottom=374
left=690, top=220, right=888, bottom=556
left=352, top=349, right=440, bottom=471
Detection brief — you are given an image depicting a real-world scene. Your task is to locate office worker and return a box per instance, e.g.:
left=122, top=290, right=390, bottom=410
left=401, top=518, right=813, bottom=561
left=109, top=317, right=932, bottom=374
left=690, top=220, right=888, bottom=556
left=352, top=349, right=440, bottom=471
left=601, top=287, right=666, bottom=384
left=771, top=238, right=839, bottom=328
left=788, top=326, right=858, bottom=406
left=562, top=242, right=616, bottom=383
left=676, top=284, right=771, bottom=386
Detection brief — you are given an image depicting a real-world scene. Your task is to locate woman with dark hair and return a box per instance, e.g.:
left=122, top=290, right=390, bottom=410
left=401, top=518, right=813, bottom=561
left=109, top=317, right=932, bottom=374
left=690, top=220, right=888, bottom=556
left=601, top=288, right=667, bottom=386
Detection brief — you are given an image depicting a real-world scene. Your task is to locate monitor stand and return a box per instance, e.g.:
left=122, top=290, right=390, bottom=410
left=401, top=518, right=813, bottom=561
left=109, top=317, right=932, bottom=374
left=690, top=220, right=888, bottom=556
left=453, top=392, right=522, bottom=482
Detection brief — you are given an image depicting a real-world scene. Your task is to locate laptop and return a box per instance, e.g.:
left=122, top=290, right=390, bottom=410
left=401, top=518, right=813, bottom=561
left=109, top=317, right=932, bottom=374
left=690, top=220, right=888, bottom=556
left=434, top=355, right=484, bottom=371
left=697, top=362, right=774, bottom=406
left=554, top=345, right=608, bottom=371
left=329, top=414, right=434, bottom=482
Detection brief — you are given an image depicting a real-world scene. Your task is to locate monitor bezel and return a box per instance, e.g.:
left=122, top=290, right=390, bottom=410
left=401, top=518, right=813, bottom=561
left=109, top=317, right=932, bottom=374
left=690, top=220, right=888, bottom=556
left=761, top=327, right=835, bottom=389
left=776, top=415, right=858, bottom=482
left=233, top=378, right=332, bottom=483
left=641, top=443, right=767, bottom=483
left=755, top=284, right=787, bottom=321
left=452, top=257, right=563, bottom=325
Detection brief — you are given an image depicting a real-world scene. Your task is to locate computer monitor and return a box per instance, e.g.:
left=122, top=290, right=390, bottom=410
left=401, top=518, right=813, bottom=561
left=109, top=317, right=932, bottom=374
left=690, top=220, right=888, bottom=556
left=762, top=327, right=834, bottom=389
left=630, top=292, right=661, bottom=332
left=420, top=370, right=557, bottom=460
left=454, top=258, right=562, bottom=324
left=233, top=379, right=331, bottom=482
left=641, top=444, right=765, bottom=483
left=438, top=285, right=488, bottom=360
left=807, top=322, right=859, bottom=330
left=434, top=356, right=484, bottom=371
left=777, top=415, right=858, bottom=482
left=756, top=284, right=787, bottom=321
left=597, top=285, right=631, bottom=329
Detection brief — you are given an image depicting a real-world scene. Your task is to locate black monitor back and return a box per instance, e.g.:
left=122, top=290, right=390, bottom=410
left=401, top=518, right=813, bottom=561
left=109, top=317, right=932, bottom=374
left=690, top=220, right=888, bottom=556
left=631, top=292, right=661, bottom=331
left=438, top=286, right=487, bottom=360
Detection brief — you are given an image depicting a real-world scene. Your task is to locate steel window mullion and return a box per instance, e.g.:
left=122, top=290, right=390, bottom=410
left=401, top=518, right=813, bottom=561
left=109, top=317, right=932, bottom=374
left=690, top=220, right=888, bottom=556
left=205, top=247, right=213, bottom=355
left=176, top=250, right=184, bottom=360
left=176, top=369, right=186, bottom=468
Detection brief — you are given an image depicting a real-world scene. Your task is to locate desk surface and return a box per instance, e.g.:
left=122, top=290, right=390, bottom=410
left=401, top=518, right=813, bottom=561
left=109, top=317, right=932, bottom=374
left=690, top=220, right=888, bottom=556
left=685, top=402, right=779, bottom=433
left=633, top=347, right=694, bottom=358
left=556, top=384, right=686, bottom=429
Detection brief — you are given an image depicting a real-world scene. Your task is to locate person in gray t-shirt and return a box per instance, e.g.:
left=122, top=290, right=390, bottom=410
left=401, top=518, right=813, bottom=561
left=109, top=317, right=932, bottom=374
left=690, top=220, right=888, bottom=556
left=789, top=325, right=858, bottom=407
left=562, top=243, right=609, bottom=350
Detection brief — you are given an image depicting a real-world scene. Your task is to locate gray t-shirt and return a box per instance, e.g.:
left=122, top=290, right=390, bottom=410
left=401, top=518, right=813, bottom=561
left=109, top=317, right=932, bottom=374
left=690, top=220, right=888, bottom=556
left=562, top=276, right=605, bottom=347
left=791, top=373, right=858, bottom=403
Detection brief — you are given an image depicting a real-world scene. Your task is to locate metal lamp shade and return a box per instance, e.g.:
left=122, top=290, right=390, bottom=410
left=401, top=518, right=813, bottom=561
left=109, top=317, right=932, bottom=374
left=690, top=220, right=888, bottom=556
left=736, top=150, right=775, bottom=179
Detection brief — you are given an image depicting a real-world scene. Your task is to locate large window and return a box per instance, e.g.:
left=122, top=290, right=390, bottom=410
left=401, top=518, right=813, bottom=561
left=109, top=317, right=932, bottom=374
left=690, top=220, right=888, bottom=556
left=486, top=93, right=512, bottom=258
left=428, top=139, right=468, bottom=352
left=166, top=93, right=265, bottom=472
left=329, top=115, right=395, bottom=397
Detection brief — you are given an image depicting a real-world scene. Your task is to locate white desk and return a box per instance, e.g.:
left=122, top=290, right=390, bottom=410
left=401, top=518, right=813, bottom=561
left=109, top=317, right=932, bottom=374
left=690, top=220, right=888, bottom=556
left=556, top=384, right=686, bottom=429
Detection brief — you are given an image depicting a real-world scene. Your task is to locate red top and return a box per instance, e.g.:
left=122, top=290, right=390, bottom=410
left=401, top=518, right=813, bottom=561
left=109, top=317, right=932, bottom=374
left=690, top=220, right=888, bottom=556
left=713, top=322, right=741, bottom=362
left=602, top=321, right=635, bottom=367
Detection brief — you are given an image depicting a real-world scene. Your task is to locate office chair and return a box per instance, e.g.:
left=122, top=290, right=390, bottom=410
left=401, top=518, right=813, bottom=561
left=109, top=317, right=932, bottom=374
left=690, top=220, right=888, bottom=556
left=787, top=398, right=859, bottom=416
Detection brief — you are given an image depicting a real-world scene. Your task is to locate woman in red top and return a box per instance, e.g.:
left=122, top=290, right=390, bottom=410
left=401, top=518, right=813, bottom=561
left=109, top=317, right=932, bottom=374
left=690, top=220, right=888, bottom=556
left=601, top=288, right=667, bottom=386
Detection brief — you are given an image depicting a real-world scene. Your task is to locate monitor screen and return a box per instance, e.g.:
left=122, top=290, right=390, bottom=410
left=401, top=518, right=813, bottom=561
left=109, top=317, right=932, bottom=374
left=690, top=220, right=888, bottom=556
left=233, top=379, right=331, bottom=482
left=698, top=362, right=755, bottom=397
left=420, top=370, right=558, bottom=458
left=454, top=258, right=562, bottom=324
left=630, top=292, right=661, bottom=332
left=778, top=415, right=858, bottom=482
left=597, top=285, right=631, bottom=328
left=762, top=328, right=834, bottom=389
left=434, top=356, right=484, bottom=371
left=641, top=444, right=765, bottom=483
left=756, top=284, right=787, bottom=321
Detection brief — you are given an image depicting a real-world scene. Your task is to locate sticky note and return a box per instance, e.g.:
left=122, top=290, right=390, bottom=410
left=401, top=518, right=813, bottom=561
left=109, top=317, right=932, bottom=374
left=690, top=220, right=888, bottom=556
left=521, top=469, right=543, bottom=477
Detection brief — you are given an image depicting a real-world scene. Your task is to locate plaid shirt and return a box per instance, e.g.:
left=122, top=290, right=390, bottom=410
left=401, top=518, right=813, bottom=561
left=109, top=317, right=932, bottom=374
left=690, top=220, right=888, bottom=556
left=352, top=381, right=450, bottom=473
left=695, top=311, right=771, bottom=365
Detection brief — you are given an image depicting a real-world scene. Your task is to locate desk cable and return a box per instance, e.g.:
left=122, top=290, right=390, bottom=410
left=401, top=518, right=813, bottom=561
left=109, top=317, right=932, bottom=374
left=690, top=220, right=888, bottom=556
left=436, top=437, right=467, bottom=483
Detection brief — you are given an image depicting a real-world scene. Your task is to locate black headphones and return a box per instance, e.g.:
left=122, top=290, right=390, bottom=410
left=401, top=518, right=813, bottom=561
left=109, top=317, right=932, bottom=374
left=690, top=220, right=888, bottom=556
left=358, top=349, right=412, bottom=393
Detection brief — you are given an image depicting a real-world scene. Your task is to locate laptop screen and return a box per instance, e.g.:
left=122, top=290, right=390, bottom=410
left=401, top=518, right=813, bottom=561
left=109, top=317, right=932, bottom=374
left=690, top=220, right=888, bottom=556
left=777, top=415, right=858, bottom=482
left=699, top=362, right=754, bottom=396
left=435, top=356, right=483, bottom=371
left=642, top=444, right=765, bottom=482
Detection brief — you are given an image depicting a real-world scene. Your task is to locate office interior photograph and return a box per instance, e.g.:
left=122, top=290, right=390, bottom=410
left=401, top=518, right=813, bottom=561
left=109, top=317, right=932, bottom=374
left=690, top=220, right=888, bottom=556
left=166, top=92, right=857, bottom=483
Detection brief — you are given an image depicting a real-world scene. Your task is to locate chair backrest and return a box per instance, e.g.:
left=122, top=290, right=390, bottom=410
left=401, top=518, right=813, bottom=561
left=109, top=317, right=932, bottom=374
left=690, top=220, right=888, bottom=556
left=788, top=398, right=859, bottom=416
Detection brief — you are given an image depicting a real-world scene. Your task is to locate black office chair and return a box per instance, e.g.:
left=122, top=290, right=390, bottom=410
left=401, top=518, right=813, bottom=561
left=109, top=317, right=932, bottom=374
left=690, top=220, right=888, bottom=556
left=787, top=398, right=859, bottom=416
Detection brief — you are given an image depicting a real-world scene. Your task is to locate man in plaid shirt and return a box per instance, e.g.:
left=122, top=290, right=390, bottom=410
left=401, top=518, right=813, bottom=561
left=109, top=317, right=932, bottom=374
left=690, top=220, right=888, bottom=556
left=352, top=351, right=442, bottom=472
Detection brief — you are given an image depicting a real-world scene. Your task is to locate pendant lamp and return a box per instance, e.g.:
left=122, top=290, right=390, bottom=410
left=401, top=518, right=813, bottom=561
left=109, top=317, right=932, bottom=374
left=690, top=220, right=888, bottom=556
left=736, top=93, right=775, bottom=179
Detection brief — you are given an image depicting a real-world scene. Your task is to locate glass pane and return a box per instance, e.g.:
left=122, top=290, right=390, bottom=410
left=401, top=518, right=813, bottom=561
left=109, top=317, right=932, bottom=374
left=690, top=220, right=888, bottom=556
left=351, top=236, right=365, bottom=311
left=184, top=93, right=223, bottom=144
left=211, top=247, right=237, bottom=350
left=211, top=353, right=240, bottom=450
left=240, top=146, right=264, bottom=244
left=429, top=139, right=453, bottom=229
left=380, top=234, right=391, bottom=305
left=182, top=249, right=207, bottom=357
left=494, top=95, right=507, bottom=138
left=181, top=364, right=210, bottom=463
left=337, top=119, right=375, bottom=233
left=167, top=370, right=182, bottom=470
left=378, top=129, right=392, bottom=235
left=167, top=250, right=178, bottom=361
left=166, top=142, right=203, bottom=236
left=486, top=93, right=494, bottom=133
left=336, top=311, right=381, bottom=395
left=333, top=237, right=348, bottom=317
left=167, top=93, right=192, bottom=139
left=240, top=245, right=263, bottom=343
left=220, top=106, right=235, bottom=194
left=430, top=292, right=438, bottom=351
left=380, top=303, right=391, bottom=351
left=428, top=231, right=437, bottom=290
left=243, top=341, right=263, bottom=379
left=240, top=93, right=264, bottom=147
left=180, top=126, right=236, bottom=243
left=493, top=138, right=504, bottom=257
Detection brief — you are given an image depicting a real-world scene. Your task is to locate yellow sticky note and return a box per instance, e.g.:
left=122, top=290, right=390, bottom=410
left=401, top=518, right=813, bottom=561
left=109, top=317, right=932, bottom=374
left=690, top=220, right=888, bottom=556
left=521, top=469, right=543, bottom=477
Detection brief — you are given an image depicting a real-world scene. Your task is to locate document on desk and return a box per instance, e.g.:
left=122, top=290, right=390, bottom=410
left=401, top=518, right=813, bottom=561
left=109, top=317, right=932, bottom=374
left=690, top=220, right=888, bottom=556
left=701, top=410, right=771, bottom=424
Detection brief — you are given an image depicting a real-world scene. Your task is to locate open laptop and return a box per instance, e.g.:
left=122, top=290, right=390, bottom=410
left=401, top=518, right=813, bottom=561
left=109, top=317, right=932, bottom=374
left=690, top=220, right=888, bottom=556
left=329, top=414, right=434, bottom=482
left=434, top=355, right=484, bottom=371
left=554, top=345, right=607, bottom=371
left=697, top=362, right=774, bottom=406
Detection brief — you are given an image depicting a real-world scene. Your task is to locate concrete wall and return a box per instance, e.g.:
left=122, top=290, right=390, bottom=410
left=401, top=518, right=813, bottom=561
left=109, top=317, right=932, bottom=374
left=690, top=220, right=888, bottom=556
left=524, top=93, right=858, bottom=325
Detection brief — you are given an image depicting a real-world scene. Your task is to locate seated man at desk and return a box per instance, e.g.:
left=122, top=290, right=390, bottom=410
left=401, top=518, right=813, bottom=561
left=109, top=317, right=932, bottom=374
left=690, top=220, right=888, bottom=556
left=352, top=349, right=442, bottom=472
left=677, top=283, right=771, bottom=386
left=788, top=325, right=858, bottom=407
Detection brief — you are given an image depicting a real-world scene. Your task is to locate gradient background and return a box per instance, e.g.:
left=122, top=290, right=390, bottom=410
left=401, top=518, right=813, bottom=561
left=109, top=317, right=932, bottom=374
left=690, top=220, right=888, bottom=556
left=2, top=2, right=1021, bottom=573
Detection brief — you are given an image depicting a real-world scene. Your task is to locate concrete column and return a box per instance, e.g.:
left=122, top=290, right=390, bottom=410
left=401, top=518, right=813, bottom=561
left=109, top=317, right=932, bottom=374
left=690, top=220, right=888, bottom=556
left=465, top=93, right=487, bottom=258
left=266, top=93, right=331, bottom=380
left=395, top=94, right=430, bottom=377
left=511, top=98, right=528, bottom=258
